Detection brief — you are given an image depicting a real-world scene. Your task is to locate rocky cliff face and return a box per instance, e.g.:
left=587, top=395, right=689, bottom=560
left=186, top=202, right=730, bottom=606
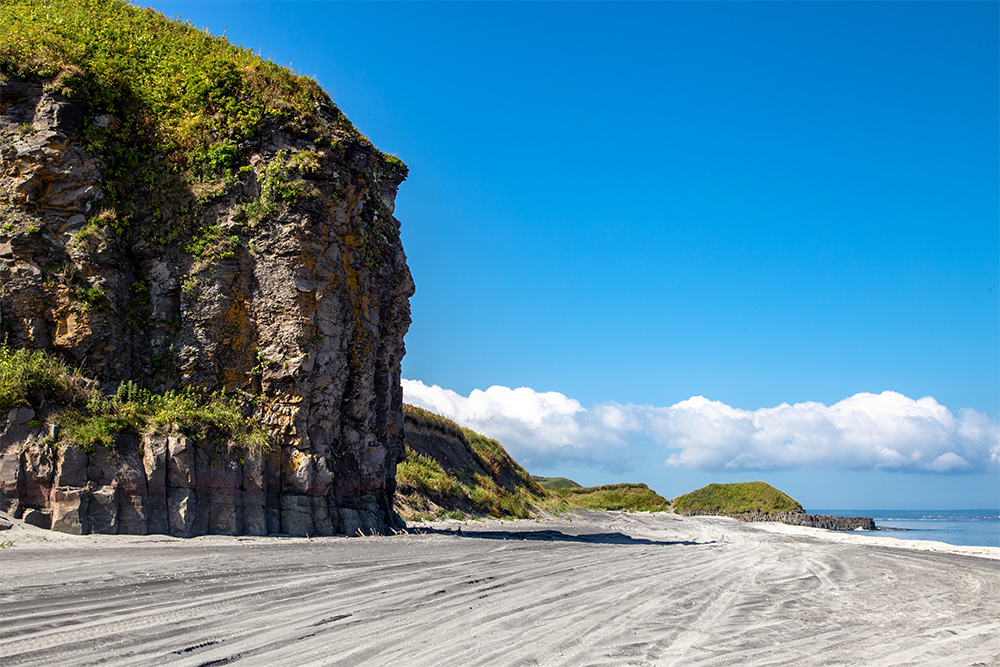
left=0, top=76, right=413, bottom=536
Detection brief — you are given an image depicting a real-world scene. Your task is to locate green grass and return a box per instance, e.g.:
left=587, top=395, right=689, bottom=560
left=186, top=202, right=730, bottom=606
left=395, top=445, right=543, bottom=520
left=395, top=447, right=464, bottom=498
left=398, top=405, right=547, bottom=520
left=0, top=345, right=85, bottom=413
left=672, top=482, right=803, bottom=516
left=394, top=447, right=524, bottom=520
left=541, top=483, right=671, bottom=513
left=0, top=343, right=269, bottom=455
left=0, top=0, right=391, bottom=242
left=533, top=476, right=583, bottom=491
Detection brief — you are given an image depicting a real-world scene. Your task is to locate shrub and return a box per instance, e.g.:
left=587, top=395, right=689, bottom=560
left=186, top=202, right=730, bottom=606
left=0, top=345, right=83, bottom=412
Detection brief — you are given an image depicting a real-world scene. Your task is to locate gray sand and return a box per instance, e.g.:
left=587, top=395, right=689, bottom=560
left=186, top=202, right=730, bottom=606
left=1, top=512, right=998, bottom=666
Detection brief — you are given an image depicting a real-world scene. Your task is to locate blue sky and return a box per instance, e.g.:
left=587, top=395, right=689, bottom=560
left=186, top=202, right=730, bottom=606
left=145, top=2, right=998, bottom=509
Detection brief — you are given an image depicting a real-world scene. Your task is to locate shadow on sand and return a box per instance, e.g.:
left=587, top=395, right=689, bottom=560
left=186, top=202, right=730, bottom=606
left=408, top=527, right=710, bottom=547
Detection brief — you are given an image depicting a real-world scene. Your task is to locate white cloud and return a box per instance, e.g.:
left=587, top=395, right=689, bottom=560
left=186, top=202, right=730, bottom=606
left=402, top=380, right=1000, bottom=474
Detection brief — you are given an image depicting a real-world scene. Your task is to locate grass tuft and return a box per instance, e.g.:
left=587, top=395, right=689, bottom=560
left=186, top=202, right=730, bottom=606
left=0, top=344, right=87, bottom=412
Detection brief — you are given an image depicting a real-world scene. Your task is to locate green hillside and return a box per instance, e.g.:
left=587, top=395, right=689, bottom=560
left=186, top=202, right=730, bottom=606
left=396, top=405, right=546, bottom=520
left=533, top=476, right=583, bottom=491
left=673, top=482, right=803, bottom=516
left=397, top=406, right=672, bottom=520
left=545, top=483, right=670, bottom=513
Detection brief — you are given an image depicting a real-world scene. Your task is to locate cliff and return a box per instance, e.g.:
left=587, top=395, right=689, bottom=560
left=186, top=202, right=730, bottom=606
left=395, top=405, right=547, bottom=519
left=0, top=1, right=413, bottom=536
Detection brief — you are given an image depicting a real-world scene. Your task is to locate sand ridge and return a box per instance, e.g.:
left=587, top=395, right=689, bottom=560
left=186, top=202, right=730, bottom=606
left=1, top=511, right=998, bottom=666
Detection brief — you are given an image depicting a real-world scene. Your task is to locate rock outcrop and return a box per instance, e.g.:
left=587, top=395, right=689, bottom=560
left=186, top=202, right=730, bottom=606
left=0, top=67, right=413, bottom=534
left=680, top=509, right=876, bottom=531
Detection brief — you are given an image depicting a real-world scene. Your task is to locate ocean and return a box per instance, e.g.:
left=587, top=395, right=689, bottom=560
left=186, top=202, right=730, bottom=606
left=811, top=509, right=1000, bottom=548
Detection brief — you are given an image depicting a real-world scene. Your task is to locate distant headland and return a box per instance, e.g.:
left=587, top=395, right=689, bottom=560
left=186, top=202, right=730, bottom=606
left=673, top=481, right=876, bottom=531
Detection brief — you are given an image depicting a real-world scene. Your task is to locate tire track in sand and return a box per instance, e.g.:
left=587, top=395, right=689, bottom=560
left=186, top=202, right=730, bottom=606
left=0, top=514, right=997, bottom=667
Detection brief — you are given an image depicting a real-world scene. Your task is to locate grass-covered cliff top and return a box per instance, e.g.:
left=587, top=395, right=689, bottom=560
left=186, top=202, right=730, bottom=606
left=0, top=343, right=267, bottom=454
left=672, top=482, right=803, bottom=516
left=0, top=0, right=399, bottom=238
left=545, top=483, right=670, bottom=513
left=402, top=404, right=468, bottom=441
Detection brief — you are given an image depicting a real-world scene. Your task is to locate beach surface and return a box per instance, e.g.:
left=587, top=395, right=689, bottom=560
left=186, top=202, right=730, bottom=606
left=1, top=511, right=998, bottom=666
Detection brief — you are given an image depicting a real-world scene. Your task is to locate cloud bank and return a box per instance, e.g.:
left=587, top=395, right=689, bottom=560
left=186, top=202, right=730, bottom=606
left=401, top=379, right=1000, bottom=474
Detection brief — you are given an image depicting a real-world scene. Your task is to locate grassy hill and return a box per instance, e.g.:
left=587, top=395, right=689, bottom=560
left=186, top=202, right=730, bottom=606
left=533, top=476, right=583, bottom=491
left=672, top=482, right=803, bottom=516
left=544, top=483, right=670, bottom=513
left=397, top=406, right=672, bottom=520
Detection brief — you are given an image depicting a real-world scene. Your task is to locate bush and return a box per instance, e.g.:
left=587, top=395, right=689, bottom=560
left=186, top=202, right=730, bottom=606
left=0, top=345, right=83, bottom=412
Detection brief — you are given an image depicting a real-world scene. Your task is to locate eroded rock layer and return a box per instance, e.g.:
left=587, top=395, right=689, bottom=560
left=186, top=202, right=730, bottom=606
left=679, top=509, right=876, bottom=531
left=0, top=78, right=413, bottom=536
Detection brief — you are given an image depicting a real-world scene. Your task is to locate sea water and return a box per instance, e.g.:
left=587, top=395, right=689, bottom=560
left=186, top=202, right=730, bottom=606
left=811, top=509, right=1000, bottom=548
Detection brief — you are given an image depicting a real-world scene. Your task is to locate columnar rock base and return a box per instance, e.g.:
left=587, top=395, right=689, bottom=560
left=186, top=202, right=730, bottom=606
left=679, top=509, right=876, bottom=531
left=0, top=407, right=398, bottom=536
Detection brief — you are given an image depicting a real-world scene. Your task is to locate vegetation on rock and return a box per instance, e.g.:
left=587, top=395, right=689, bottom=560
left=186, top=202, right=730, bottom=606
left=672, top=481, right=803, bottom=516
left=0, top=0, right=384, bottom=240
left=0, top=1, right=412, bottom=537
left=0, top=343, right=268, bottom=454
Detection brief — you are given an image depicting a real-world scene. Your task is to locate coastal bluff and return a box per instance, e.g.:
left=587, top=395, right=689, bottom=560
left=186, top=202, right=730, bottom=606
left=0, top=3, right=412, bottom=536
left=673, top=482, right=876, bottom=531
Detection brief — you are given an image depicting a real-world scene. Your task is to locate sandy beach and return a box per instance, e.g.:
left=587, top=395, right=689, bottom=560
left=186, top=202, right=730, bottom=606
left=1, top=511, right=998, bottom=667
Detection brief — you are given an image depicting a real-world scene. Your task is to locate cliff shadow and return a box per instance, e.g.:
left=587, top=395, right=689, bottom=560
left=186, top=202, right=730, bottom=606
left=407, top=527, right=711, bottom=547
